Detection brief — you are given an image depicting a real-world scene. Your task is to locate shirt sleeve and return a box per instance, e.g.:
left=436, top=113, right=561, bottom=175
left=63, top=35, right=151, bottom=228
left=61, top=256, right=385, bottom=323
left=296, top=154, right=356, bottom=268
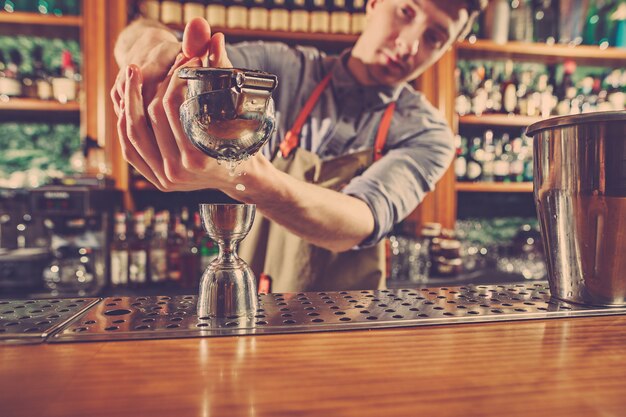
left=342, top=107, right=455, bottom=248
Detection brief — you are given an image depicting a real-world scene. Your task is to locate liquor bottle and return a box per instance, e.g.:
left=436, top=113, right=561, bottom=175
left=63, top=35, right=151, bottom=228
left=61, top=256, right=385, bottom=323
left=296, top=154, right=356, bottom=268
left=110, top=213, right=130, bottom=287
left=509, top=0, right=533, bottom=42
left=466, top=137, right=483, bottom=182
left=161, top=0, right=183, bottom=24
left=248, top=0, right=269, bottom=30
left=180, top=227, right=201, bottom=289
left=555, top=60, right=577, bottom=115
left=2, top=0, right=16, bottom=12
left=183, top=0, right=206, bottom=22
left=533, top=0, right=558, bottom=44
left=481, top=130, right=496, bottom=182
left=493, top=134, right=511, bottom=182
left=206, top=0, right=227, bottom=27
left=269, top=0, right=290, bottom=31
left=350, top=0, right=365, bottom=34
left=309, top=0, right=329, bottom=33
left=226, top=0, right=249, bottom=28
left=289, top=0, right=309, bottom=31
left=484, top=0, right=510, bottom=44
left=0, top=49, right=23, bottom=98
left=508, top=137, right=526, bottom=182
left=522, top=136, right=534, bottom=182
left=129, top=212, right=149, bottom=286
left=32, top=45, right=52, bottom=100
left=61, top=0, right=80, bottom=14
left=454, top=135, right=468, bottom=182
left=52, top=50, right=78, bottom=103
left=330, top=0, right=350, bottom=34
left=149, top=212, right=168, bottom=284
left=559, top=0, right=587, bottom=45
left=142, top=0, right=161, bottom=20
left=167, top=214, right=184, bottom=283
left=470, top=64, right=488, bottom=116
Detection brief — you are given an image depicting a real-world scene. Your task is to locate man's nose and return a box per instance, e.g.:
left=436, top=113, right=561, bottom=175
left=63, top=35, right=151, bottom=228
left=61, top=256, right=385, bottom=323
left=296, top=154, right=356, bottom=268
left=395, top=38, right=420, bottom=60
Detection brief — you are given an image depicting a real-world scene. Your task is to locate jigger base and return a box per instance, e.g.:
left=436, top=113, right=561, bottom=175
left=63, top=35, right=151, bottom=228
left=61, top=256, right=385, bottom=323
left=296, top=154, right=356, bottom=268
left=197, top=263, right=259, bottom=319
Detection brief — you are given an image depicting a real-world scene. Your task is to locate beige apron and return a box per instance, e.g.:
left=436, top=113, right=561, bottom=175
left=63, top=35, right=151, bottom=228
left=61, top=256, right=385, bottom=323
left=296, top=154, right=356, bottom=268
left=239, top=73, right=396, bottom=292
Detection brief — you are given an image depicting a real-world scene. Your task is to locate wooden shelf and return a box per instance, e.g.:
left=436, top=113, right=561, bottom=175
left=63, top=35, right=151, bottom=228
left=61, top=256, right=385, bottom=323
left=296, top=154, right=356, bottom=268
left=458, top=114, right=543, bottom=128
left=457, top=39, right=626, bottom=66
left=0, top=11, right=82, bottom=27
left=167, top=25, right=358, bottom=48
left=455, top=182, right=533, bottom=193
left=0, top=98, right=80, bottom=112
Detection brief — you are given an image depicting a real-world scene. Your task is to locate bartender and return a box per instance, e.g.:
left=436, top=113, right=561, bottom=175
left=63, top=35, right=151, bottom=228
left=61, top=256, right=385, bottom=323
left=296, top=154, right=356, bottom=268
left=111, top=0, right=487, bottom=292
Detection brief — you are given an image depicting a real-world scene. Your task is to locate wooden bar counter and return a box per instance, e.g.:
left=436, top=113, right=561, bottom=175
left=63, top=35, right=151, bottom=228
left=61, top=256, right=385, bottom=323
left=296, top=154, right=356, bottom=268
left=2, top=315, right=626, bottom=417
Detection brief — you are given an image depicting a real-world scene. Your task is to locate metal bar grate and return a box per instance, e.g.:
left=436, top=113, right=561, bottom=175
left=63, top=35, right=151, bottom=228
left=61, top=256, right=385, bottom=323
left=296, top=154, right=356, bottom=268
left=51, top=283, right=626, bottom=343
left=0, top=298, right=100, bottom=344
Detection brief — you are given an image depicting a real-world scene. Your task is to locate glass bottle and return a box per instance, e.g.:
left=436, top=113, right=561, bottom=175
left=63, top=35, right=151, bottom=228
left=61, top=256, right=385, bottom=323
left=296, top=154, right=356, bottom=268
left=289, top=0, right=309, bottom=32
left=142, top=0, right=161, bottom=20
left=533, top=0, right=558, bottom=43
left=454, top=135, right=468, bottom=182
left=160, top=0, right=183, bottom=24
left=52, top=50, right=78, bottom=103
left=248, top=0, right=269, bottom=29
left=206, top=0, right=227, bottom=27
left=309, top=0, right=329, bottom=33
left=226, top=0, right=249, bottom=28
left=129, top=212, right=149, bottom=287
left=149, top=211, right=168, bottom=284
left=167, top=214, right=184, bottom=284
left=110, top=212, right=129, bottom=287
left=269, top=0, right=290, bottom=31
left=183, top=0, right=206, bottom=22
left=350, top=0, right=366, bottom=34
left=330, top=0, right=350, bottom=34
left=509, top=0, right=533, bottom=42
left=493, top=134, right=511, bottom=182
left=0, top=49, right=23, bottom=98
left=31, top=45, right=52, bottom=100
left=481, top=130, right=496, bottom=182
left=466, top=137, right=483, bottom=182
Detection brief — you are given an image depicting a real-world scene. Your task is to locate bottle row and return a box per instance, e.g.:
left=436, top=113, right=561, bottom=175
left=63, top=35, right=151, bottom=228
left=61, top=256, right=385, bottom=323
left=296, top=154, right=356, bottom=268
left=454, top=131, right=533, bottom=183
left=0, top=36, right=81, bottom=102
left=474, top=0, right=626, bottom=47
left=0, top=123, right=82, bottom=189
left=109, top=208, right=218, bottom=290
left=455, top=59, right=626, bottom=118
left=140, top=0, right=365, bottom=34
left=0, top=0, right=80, bottom=15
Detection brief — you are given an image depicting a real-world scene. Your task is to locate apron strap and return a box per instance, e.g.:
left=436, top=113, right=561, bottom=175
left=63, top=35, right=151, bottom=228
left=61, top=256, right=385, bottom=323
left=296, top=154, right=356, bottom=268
left=374, top=101, right=396, bottom=162
left=280, top=73, right=333, bottom=158
left=278, top=73, right=397, bottom=161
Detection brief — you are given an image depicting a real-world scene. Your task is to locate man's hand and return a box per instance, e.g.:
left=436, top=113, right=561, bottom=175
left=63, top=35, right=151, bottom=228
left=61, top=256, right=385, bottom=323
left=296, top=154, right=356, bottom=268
left=110, top=17, right=220, bottom=118
left=116, top=18, right=238, bottom=194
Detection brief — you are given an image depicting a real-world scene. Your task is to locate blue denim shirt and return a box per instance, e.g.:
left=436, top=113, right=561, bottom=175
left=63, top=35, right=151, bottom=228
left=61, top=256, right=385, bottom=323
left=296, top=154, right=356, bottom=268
left=227, top=42, right=455, bottom=247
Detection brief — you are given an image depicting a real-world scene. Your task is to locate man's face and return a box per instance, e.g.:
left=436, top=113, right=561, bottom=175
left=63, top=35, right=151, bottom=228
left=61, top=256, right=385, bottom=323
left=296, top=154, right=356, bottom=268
left=355, top=0, right=469, bottom=86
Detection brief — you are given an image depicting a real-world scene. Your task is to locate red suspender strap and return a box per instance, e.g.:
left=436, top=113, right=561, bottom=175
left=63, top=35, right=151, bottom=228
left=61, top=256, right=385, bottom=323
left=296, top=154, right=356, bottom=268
left=374, top=101, right=396, bottom=162
left=279, top=73, right=333, bottom=158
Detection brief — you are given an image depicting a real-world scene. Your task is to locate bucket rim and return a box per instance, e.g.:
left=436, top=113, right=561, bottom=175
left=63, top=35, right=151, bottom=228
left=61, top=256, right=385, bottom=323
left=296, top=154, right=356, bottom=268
left=526, top=110, right=626, bottom=137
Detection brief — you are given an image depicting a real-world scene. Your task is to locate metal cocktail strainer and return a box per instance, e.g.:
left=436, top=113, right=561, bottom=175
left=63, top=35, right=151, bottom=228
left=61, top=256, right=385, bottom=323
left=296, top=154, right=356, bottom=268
left=179, top=67, right=278, bottom=319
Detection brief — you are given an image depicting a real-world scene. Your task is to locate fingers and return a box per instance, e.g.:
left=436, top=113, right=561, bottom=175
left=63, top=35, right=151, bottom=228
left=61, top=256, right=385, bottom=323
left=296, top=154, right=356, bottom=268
left=208, top=33, right=233, bottom=68
left=162, top=57, right=205, bottom=168
left=123, top=64, right=170, bottom=187
left=182, top=17, right=212, bottom=62
left=116, top=94, right=163, bottom=191
left=110, top=69, right=126, bottom=117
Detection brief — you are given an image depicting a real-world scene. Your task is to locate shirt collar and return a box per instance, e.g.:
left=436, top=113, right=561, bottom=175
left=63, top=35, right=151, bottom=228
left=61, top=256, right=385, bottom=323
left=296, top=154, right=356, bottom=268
left=324, top=49, right=407, bottom=110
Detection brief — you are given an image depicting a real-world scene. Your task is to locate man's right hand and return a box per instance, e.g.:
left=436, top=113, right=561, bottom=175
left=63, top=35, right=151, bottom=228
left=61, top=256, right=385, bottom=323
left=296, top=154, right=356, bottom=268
left=110, top=17, right=217, bottom=118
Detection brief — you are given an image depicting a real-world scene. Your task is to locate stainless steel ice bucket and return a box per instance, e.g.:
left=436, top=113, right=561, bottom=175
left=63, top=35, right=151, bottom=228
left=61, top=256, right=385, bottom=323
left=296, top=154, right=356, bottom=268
left=527, top=111, right=626, bottom=306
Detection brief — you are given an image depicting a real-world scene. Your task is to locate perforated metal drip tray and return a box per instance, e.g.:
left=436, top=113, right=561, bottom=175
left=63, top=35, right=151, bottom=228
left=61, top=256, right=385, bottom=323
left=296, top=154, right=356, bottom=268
left=51, top=283, right=626, bottom=343
left=0, top=298, right=99, bottom=344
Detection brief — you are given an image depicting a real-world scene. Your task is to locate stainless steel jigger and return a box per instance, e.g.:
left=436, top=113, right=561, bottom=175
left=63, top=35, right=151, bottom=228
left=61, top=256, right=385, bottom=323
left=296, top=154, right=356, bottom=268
left=197, top=204, right=258, bottom=318
left=178, top=68, right=278, bottom=318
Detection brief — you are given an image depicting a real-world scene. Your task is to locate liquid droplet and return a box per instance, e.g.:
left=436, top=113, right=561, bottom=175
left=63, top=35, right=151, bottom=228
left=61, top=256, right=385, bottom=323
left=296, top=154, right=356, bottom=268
left=236, top=184, right=246, bottom=191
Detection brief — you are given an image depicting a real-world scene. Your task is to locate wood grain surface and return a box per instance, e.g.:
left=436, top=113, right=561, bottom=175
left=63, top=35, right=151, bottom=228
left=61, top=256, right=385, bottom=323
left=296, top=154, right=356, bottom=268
left=2, top=315, right=626, bottom=417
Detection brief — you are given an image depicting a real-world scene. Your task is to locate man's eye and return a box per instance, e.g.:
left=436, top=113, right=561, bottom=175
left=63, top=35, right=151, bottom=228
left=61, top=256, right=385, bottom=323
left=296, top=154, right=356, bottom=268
left=400, top=6, right=415, bottom=20
left=424, top=30, right=444, bottom=48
